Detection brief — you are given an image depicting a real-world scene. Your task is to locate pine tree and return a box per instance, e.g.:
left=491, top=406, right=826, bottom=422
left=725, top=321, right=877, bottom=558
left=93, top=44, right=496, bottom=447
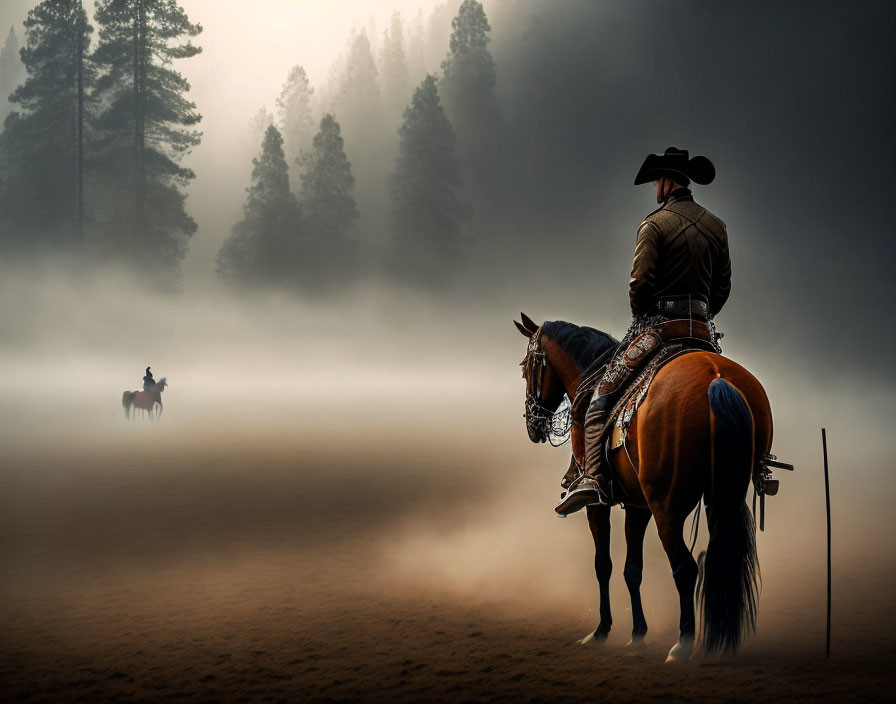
left=379, top=12, right=410, bottom=116
left=0, top=1, right=93, bottom=249
left=439, top=0, right=511, bottom=232
left=299, top=114, right=358, bottom=251
left=0, top=27, right=26, bottom=122
left=388, top=75, right=466, bottom=286
left=274, top=66, right=313, bottom=186
left=333, top=30, right=382, bottom=147
left=217, top=124, right=303, bottom=284
left=327, top=30, right=388, bottom=248
left=440, top=0, right=496, bottom=105
left=91, top=0, right=202, bottom=280
left=440, top=0, right=499, bottom=130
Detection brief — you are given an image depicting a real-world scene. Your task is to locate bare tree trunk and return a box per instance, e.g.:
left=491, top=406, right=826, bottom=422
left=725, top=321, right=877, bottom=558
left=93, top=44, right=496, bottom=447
left=132, top=0, right=146, bottom=247
left=76, top=2, right=84, bottom=246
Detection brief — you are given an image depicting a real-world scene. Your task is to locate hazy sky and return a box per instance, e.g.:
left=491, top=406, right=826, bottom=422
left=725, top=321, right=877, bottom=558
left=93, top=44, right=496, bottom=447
left=2, top=0, right=446, bottom=124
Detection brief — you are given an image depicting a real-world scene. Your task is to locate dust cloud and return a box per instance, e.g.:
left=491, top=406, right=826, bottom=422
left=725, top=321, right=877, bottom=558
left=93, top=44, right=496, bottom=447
left=1, top=263, right=892, bottom=646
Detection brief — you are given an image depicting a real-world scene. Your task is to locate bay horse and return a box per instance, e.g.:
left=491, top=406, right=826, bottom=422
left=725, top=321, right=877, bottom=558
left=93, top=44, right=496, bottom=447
left=122, top=378, right=167, bottom=420
left=515, top=313, right=771, bottom=662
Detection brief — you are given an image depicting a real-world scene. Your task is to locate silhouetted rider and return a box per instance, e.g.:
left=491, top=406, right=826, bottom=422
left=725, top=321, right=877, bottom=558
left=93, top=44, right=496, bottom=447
left=143, top=366, right=155, bottom=391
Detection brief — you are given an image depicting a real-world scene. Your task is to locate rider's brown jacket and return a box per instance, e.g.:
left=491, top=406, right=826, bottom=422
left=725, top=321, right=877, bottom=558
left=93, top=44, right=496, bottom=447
left=629, top=188, right=731, bottom=316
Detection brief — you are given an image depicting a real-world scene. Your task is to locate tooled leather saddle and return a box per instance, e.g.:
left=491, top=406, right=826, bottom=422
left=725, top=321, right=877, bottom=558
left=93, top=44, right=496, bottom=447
left=568, top=318, right=719, bottom=498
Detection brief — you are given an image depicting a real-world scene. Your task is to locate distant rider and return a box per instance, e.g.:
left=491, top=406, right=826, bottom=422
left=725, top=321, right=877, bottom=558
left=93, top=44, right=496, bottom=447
left=143, top=366, right=155, bottom=391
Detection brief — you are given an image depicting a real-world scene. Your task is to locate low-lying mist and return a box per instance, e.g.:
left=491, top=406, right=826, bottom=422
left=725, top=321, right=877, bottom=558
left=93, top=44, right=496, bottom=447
left=1, top=263, right=892, bottom=630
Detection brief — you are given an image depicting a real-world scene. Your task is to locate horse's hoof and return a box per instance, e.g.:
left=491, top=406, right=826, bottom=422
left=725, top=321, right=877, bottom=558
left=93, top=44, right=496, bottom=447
left=664, top=637, right=694, bottom=664
left=578, top=629, right=609, bottom=646
left=625, top=637, right=646, bottom=649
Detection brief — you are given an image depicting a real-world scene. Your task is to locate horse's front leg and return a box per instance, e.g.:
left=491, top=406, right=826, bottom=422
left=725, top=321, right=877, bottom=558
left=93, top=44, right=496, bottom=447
left=579, top=504, right=612, bottom=645
left=623, top=506, right=652, bottom=646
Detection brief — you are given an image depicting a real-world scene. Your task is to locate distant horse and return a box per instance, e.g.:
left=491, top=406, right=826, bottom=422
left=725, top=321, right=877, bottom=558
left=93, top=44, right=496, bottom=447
left=515, top=314, right=772, bottom=662
left=122, top=377, right=167, bottom=420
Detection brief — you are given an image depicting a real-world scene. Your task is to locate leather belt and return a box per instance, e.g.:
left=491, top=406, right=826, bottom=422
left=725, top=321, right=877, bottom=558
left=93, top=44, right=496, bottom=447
left=656, top=318, right=714, bottom=345
left=654, top=298, right=709, bottom=319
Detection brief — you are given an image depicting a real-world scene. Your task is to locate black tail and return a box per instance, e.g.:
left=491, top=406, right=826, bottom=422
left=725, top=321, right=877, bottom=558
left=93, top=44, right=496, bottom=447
left=699, top=378, right=760, bottom=654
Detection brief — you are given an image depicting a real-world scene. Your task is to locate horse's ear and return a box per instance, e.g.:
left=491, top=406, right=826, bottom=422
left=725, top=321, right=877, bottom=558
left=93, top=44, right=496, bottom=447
left=514, top=320, right=533, bottom=338
left=520, top=312, right=539, bottom=334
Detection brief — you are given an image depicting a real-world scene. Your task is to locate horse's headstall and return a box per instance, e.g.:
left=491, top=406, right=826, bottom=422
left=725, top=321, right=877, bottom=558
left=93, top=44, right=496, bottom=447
left=521, top=332, right=546, bottom=387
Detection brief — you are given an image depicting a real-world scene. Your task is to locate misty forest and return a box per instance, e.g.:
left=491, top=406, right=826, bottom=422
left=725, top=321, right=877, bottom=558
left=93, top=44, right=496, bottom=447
left=0, top=0, right=562, bottom=293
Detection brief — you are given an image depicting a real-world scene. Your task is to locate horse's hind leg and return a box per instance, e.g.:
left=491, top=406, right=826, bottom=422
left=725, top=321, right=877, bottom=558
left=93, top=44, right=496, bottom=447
left=623, top=506, right=652, bottom=646
left=579, top=504, right=612, bottom=645
left=655, top=510, right=698, bottom=663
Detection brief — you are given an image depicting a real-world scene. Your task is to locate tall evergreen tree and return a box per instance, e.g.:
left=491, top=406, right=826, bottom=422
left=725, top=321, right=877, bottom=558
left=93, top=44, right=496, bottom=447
left=439, top=0, right=512, bottom=232
left=0, top=2, right=93, bottom=249
left=440, top=0, right=496, bottom=103
left=217, top=124, right=303, bottom=284
left=328, top=30, right=388, bottom=246
left=379, top=12, right=410, bottom=117
left=440, top=0, right=499, bottom=131
left=0, top=27, right=26, bottom=122
left=274, top=65, right=313, bottom=186
left=299, top=114, right=358, bottom=252
left=91, top=0, right=201, bottom=279
left=333, top=30, right=382, bottom=145
left=388, top=75, right=466, bottom=286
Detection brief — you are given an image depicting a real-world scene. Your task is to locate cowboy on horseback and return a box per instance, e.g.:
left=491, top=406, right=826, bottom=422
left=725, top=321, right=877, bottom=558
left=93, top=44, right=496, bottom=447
left=143, top=366, right=155, bottom=391
left=556, top=147, right=731, bottom=516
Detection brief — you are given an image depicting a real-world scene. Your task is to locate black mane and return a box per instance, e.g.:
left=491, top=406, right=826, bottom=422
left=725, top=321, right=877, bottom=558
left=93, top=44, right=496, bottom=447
left=541, top=320, right=618, bottom=370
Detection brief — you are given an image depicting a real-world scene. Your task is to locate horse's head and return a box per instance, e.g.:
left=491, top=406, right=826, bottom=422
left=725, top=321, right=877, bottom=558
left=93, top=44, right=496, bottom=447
left=155, top=377, right=168, bottom=392
left=515, top=313, right=567, bottom=443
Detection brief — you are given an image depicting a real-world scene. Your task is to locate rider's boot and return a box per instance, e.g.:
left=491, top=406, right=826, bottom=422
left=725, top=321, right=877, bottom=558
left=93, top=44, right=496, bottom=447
left=555, top=401, right=614, bottom=516
left=560, top=455, right=580, bottom=494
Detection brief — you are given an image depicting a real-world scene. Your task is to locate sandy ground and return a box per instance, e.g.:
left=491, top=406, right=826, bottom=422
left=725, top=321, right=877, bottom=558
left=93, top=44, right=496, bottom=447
left=2, top=430, right=893, bottom=704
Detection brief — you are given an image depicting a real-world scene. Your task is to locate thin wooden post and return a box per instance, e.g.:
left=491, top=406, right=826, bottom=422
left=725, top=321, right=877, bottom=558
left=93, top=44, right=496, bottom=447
left=822, top=428, right=831, bottom=658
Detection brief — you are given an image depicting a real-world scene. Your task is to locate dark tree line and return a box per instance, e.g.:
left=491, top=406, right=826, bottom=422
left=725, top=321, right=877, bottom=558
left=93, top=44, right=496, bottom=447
left=217, top=115, right=358, bottom=292
left=0, top=0, right=202, bottom=286
left=230, top=0, right=499, bottom=291
left=0, top=0, right=510, bottom=292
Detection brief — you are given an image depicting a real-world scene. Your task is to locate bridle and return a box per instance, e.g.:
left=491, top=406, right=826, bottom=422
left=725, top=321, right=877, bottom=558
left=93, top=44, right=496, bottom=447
left=521, top=328, right=571, bottom=446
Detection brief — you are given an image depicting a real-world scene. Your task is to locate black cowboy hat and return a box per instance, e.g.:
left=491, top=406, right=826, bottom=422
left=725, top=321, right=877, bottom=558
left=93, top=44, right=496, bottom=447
left=634, top=146, right=715, bottom=186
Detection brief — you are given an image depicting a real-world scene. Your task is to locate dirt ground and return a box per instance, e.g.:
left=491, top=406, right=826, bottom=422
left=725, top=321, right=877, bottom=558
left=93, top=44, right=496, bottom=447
left=2, top=431, right=893, bottom=704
